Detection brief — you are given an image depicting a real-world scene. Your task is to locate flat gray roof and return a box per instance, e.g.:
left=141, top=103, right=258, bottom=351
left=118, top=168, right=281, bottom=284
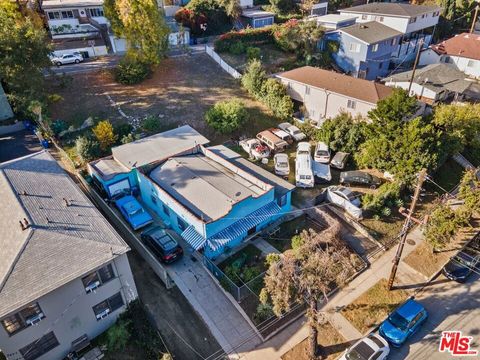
left=339, top=21, right=402, bottom=44
left=340, top=3, right=441, bottom=18
left=0, top=151, right=129, bottom=317
left=150, top=150, right=269, bottom=222
left=242, top=10, right=275, bottom=18
left=89, top=157, right=130, bottom=181
left=112, top=125, right=210, bottom=169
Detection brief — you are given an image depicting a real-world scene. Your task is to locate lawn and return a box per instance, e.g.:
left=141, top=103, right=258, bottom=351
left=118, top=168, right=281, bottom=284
left=47, top=54, right=281, bottom=145
left=341, top=279, right=409, bottom=334
left=282, top=321, right=349, bottom=360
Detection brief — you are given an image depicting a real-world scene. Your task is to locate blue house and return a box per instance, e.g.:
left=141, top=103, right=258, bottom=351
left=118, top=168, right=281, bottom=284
left=88, top=126, right=294, bottom=259
left=324, top=21, right=402, bottom=80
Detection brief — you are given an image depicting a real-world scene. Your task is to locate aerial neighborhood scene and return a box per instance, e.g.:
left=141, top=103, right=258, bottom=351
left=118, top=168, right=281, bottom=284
left=1, top=0, right=480, bottom=358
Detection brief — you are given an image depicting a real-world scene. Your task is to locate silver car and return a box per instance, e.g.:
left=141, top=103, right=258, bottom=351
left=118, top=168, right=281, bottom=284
left=51, top=53, right=84, bottom=66
left=274, top=153, right=290, bottom=177
left=340, top=333, right=390, bottom=360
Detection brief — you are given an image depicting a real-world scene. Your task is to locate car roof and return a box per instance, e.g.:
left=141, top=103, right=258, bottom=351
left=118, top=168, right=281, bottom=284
left=332, top=151, right=349, bottom=160
left=297, top=142, right=311, bottom=151
left=396, top=299, right=425, bottom=321
left=350, top=340, right=376, bottom=358
left=289, top=125, right=300, bottom=131
left=342, top=170, right=369, bottom=177
left=274, top=153, right=289, bottom=160
left=316, top=142, right=329, bottom=151
left=272, top=129, right=290, bottom=137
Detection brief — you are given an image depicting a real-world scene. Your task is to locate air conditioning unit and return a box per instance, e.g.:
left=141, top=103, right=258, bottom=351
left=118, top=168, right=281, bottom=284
left=85, top=281, right=101, bottom=293
left=95, top=309, right=110, bottom=320
left=26, top=313, right=44, bottom=326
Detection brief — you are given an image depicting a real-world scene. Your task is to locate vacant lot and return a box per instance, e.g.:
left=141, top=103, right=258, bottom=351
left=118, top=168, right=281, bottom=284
left=47, top=54, right=279, bottom=144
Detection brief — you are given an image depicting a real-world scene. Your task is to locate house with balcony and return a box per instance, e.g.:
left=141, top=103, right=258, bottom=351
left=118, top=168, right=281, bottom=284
left=0, top=151, right=138, bottom=360
left=339, top=3, right=441, bottom=64
left=419, top=33, right=480, bottom=79
left=323, top=21, right=402, bottom=80
left=275, top=66, right=393, bottom=124
left=88, top=126, right=294, bottom=259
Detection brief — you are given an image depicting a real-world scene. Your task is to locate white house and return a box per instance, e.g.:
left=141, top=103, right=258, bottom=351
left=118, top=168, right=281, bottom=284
left=419, top=33, right=480, bottom=79
left=275, top=66, right=393, bottom=124
left=339, top=3, right=441, bottom=63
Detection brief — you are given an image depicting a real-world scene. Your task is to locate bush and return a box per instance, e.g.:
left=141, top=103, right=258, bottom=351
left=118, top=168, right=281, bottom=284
left=75, top=136, right=100, bottom=163
left=291, top=234, right=304, bottom=252
left=214, top=27, right=274, bottom=52
left=362, top=182, right=401, bottom=213
left=254, top=302, right=274, bottom=323
left=229, top=41, right=245, bottom=55
left=47, top=93, right=64, bottom=103
left=51, top=120, right=68, bottom=136
left=121, top=133, right=139, bottom=144
left=114, top=58, right=151, bottom=85
left=205, top=99, right=249, bottom=134
left=242, top=266, right=261, bottom=282
left=265, top=253, right=280, bottom=267
left=261, top=78, right=293, bottom=120
left=92, top=120, right=117, bottom=151
left=114, top=123, right=133, bottom=142
left=177, top=0, right=230, bottom=36
left=105, top=318, right=131, bottom=352
left=241, top=59, right=267, bottom=99
left=246, top=46, right=261, bottom=61
left=141, top=115, right=163, bottom=134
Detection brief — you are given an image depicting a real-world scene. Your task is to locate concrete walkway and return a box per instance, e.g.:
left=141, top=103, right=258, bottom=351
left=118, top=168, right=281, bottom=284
left=253, top=238, right=281, bottom=255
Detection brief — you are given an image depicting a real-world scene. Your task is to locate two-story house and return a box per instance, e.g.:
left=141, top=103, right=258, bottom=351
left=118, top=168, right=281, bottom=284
left=88, top=126, right=294, bottom=259
left=324, top=21, right=402, bottom=80
left=419, top=33, right=480, bottom=79
left=275, top=66, right=393, bottom=124
left=339, top=3, right=441, bottom=64
left=0, top=151, right=138, bottom=360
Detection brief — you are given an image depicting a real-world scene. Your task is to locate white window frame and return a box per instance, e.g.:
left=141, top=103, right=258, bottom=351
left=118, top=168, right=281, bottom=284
left=347, top=99, right=356, bottom=109
left=371, top=44, right=379, bottom=52
left=349, top=42, right=360, bottom=53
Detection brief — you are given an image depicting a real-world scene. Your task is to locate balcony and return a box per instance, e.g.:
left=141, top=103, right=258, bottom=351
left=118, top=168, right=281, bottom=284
left=50, top=23, right=99, bottom=40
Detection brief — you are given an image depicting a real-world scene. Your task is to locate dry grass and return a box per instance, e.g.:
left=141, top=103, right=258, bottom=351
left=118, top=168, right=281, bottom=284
left=404, top=217, right=480, bottom=278
left=282, top=321, right=349, bottom=360
left=341, top=279, right=409, bottom=334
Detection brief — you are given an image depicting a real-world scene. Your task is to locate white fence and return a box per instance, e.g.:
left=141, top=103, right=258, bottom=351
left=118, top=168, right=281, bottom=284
left=205, top=45, right=242, bottom=79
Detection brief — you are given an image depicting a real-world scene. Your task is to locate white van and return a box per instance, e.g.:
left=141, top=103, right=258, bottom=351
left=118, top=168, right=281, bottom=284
left=295, top=142, right=314, bottom=188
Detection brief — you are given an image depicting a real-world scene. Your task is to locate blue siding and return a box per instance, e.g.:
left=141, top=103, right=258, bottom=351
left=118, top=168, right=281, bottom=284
left=92, top=171, right=138, bottom=198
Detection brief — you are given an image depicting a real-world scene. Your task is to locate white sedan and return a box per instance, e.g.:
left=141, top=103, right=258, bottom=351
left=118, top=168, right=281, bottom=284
left=274, top=153, right=290, bottom=177
left=51, top=53, right=84, bottom=66
left=326, top=185, right=363, bottom=219
left=278, top=122, right=306, bottom=141
left=340, top=333, right=390, bottom=360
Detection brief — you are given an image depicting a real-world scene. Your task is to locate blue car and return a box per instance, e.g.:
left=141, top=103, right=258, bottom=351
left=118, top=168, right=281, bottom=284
left=115, top=195, right=153, bottom=230
left=379, top=298, right=428, bottom=347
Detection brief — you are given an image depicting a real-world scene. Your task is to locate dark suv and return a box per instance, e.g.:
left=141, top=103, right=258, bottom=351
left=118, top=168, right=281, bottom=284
left=340, top=171, right=382, bottom=188
left=141, top=226, right=183, bottom=264
left=442, top=248, right=480, bottom=282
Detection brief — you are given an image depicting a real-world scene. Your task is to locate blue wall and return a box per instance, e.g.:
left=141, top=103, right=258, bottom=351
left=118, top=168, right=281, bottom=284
left=91, top=171, right=138, bottom=198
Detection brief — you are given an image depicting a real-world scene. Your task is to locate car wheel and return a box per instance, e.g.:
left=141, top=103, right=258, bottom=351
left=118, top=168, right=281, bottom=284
left=56, top=62, right=62, bottom=66
left=370, top=184, right=377, bottom=190
left=74, top=59, right=80, bottom=64
left=344, top=182, right=350, bottom=187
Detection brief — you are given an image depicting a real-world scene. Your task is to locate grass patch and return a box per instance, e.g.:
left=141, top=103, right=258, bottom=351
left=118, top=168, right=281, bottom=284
left=341, top=279, right=409, bottom=334
left=282, top=321, right=349, bottom=360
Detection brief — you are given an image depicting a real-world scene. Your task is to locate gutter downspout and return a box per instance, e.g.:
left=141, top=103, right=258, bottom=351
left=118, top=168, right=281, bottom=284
left=323, top=89, right=331, bottom=119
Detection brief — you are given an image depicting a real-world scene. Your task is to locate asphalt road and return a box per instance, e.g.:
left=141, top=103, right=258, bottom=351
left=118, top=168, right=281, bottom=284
left=389, top=272, right=480, bottom=359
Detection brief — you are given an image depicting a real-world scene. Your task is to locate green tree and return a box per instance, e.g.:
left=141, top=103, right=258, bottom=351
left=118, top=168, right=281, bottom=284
left=425, top=204, right=460, bottom=251
left=269, top=0, right=296, bottom=14
left=75, top=136, right=100, bottom=163
left=104, top=0, right=169, bottom=64
left=316, top=112, right=367, bottom=153
left=261, top=78, right=294, bottom=120
left=457, top=169, right=480, bottom=215
left=205, top=99, right=249, bottom=133
left=273, top=20, right=324, bottom=59
left=241, top=59, right=267, bottom=99
left=262, top=227, right=356, bottom=359
left=219, top=0, right=241, bottom=19
left=0, top=1, right=51, bottom=114
left=92, top=120, right=118, bottom=151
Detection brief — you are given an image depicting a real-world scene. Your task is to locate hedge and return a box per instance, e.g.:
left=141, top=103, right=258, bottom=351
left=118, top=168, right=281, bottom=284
left=214, top=27, right=274, bottom=52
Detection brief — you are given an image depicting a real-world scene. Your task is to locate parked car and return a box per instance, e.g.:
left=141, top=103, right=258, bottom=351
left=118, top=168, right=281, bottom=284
left=141, top=226, right=183, bottom=263
left=467, top=232, right=480, bottom=252
left=274, top=153, right=290, bottom=177
left=51, top=53, right=84, bottom=66
left=330, top=152, right=350, bottom=170
left=314, top=142, right=330, bottom=163
left=325, top=186, right=362, bottom=219
left=278, top=122, right=306, bottom=141
left=379, top=298, right=428, bottom=347
left=270, top=128, right=294, bottom=144
left=313, top=161, right=332, bottom=182
left=239, top=138, right=270, bottom=160
left=340, top=171, right=382, bottom=188
left=340, top=333, right=390, bottom=360
left=115, top=195, right=154, bottom=230
left=442, top=248, right=480, bottom=282
left=256, top=130, right=288, bottom=153
left=295, top=142, right=314, bottom=188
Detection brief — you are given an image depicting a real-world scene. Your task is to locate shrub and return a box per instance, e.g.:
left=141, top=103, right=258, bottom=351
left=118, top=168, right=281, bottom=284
left=214, top=27, right=274, bottom=52
left=92, top=120, right=117, bottom=151
left=141, top=115, right=163, bottom=134
left=121, top=133, right=140, bottom=144
left=254, top=302, right=274, bottom=323
left=229, top=41, right=245, bottom=55
left=246, top=46, right=261, bottom=61
left=205, top=99, right=249, bottom=134
left=114, top=123, right=133, bottom=142
left=105, top=318, right=131, bottom=352
left=261, top=78, right=293, bottom=120
left=47, top=94, right=64, bottom=103
left=75, top=136, right=100, bottom=162
left=241, top=59, right=267, bottom=99
left=114, top=58, right=151, bottom=85
left=362, top=181, right=401, bottom=213
left=265, top=253, right=280, bottom=267
left=242, top=266, right=261, bottom=282
left=291, top=234, right=304, bottom=252
left=177, top=0, right=230, bottom=36
left=51, top=120, right=68, bottom=136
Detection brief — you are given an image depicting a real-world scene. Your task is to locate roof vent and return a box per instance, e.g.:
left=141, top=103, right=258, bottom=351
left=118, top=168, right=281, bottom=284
left=63, top=197, right=70, bottom=207
left=235, top=191, right=242, bottom=197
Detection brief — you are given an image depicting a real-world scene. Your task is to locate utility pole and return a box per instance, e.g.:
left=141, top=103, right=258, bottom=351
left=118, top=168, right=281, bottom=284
left=470, top=4, right=480, bottom=34
left=408, top=39, right=424, bottom=95
left=388, top=169, right=427, bottom=290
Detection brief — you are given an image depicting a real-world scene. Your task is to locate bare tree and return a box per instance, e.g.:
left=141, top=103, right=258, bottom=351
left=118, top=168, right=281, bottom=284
left=262, top=225, right=356, bottom=359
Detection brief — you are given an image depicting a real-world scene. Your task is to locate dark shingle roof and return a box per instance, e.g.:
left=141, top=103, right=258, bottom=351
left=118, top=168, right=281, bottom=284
left=341, top=3, right=441, bottom=18
left=340, top=21, right=402, bottom=44
left=0, top=151, right=129, bottom=317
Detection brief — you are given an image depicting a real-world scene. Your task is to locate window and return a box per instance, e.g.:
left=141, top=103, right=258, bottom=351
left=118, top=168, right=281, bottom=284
left=88, top=8, right=104, bottom=17
left=361, top=14, right=368, bottom=20
left=467, top=60, right=475, bottom=67
left=277, top=194, right=287, bottom=207
left=305, top=86, right=310, bottom=95
left=379, top=16, right=384, bottom=22
left=254, top=17, right=273, bottom=28
left=443, top=56, right=452, bottom=64
left=371, top=44, right=379, bottom=52
left=378, top=62, right=383, bottom=69
left=347, top=99, right=356, bottom=109
left=391, top=38, right=397, bottom=46
left=93, top=292, right=124, bottom=320
left=20, top=332, right=59, bottom=360
left=349, top=42, right=360, bottom=53
left=162, top=203, right=170, bottom=216
left=1, top=303, right=45, bottom=336
left=47, top=11, right=60, bottom=20
left=409, top=16, right=417, bottom=23
left=61, top=10, right=74, bottom=18
left=81, top=264, right=115, bottom=293
left=177, top=217, right=187, bottom=232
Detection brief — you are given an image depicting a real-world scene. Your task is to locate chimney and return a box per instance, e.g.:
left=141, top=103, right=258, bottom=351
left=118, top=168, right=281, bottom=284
left=23, top=218, right=29, bottom=228
left=19, top=220, right=26, bottom=231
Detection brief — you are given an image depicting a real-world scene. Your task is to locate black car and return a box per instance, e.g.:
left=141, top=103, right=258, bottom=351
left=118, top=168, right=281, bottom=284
left=141, top=226, right=183, bottom=264
left=340, top=171, right=382, bottom=188
left=467, top=232, right=480, bottom=252
left=442, top=248, right=480, bottom=282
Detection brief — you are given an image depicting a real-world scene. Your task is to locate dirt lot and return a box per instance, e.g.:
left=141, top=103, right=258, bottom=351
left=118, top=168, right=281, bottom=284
left=47, top=54, right=279, bottom=144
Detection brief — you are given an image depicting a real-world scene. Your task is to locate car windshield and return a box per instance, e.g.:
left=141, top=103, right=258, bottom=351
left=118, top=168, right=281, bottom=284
left=388, top=311, right=410, bottom=331
left=339, top=189, right=356, bottom=201
left=292, top=130, right=300, bottom=135
left=316, top=150, right=329, bottom=157
left=277, top=162, right=288, bottom=168
left=128, top=207, right=144, bottom=217
left=300, top=175, right=311, bottom=180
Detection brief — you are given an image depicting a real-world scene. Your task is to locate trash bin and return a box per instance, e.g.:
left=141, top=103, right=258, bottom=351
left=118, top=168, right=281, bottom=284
left=41, top=139, right=50, bottom=149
